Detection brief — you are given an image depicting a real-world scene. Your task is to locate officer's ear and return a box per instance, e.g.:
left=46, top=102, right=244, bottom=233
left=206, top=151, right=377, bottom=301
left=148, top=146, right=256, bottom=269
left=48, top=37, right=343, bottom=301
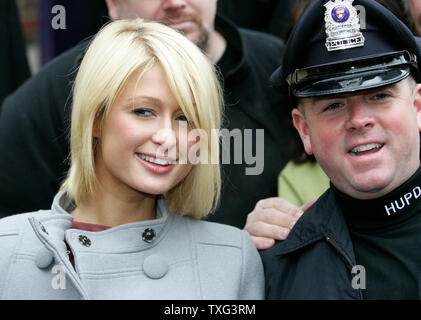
left=291, top=106, right=313, bottom=155
left=412, top=82, right=421, bottom=132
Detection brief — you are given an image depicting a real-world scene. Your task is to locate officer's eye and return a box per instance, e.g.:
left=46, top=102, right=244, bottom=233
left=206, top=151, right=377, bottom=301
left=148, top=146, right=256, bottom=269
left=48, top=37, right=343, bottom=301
left=371, top=92, right=391, bottom=101
left=323, top=102, right=342, bottom=112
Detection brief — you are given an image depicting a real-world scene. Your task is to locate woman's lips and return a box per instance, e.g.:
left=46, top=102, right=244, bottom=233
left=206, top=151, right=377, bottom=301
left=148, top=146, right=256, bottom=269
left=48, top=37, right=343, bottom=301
left=136, top=153, right=176, bottom=174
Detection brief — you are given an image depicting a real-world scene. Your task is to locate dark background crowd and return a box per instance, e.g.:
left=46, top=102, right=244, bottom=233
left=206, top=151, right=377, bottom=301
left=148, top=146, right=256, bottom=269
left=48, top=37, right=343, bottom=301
left=1, top=0, right=296, bottom=107
left=1, top=0, right=421, bottom=221
left=4, top=0, right=420, bottom=106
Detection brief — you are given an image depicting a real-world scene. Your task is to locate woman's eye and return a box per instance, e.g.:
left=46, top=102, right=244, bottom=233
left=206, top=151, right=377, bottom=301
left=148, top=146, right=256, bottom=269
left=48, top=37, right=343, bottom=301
left=133, top=108, right=154, bottom=117
left=176, top=114, right=190, bottom=123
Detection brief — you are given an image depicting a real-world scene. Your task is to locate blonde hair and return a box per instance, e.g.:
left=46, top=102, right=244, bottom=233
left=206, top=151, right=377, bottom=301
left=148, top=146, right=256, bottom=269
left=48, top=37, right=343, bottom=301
left=61, top=19, right=223, bottom=218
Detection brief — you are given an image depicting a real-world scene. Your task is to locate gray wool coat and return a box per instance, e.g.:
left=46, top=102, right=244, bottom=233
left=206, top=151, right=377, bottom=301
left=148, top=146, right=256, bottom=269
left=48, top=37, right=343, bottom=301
left=0, top=191, right=264, bottom=300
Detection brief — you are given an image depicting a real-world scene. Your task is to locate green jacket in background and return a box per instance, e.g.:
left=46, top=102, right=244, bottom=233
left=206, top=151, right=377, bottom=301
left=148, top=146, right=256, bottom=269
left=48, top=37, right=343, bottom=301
left=278, top=161, right=330, bottom=207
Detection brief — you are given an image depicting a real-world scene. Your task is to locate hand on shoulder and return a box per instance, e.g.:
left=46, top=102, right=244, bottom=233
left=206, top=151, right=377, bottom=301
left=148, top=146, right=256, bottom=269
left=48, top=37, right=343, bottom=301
left=244, top=197, right=316, bottom=250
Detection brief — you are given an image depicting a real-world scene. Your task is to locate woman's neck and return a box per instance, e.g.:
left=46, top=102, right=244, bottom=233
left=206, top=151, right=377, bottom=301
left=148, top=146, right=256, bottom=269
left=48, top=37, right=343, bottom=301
left=70, top=185, right=157, bottom=227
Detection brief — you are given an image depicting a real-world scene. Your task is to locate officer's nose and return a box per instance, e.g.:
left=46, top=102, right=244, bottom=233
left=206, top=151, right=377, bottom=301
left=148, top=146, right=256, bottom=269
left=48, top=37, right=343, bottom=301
left=344, top=102, right=375, bottom=131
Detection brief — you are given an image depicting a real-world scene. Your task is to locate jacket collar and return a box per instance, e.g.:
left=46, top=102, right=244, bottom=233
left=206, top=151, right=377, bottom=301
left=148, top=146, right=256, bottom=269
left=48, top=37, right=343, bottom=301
left=215, top=14, right=250, bottom=82
left=34, top=190, right=173, bottom=252
left=215, top=14, right=286, bottom=141
left=272, top=188, right=357, bottom=265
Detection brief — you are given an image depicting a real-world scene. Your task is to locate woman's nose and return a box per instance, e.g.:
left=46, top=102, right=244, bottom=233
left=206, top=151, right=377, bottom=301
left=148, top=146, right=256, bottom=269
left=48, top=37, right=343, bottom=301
left=152, top=126, right=177, bottom=150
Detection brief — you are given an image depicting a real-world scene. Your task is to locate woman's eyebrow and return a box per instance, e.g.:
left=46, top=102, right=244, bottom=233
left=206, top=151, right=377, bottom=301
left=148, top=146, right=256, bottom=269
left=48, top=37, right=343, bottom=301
left=125, top=95, right=162, bottom=104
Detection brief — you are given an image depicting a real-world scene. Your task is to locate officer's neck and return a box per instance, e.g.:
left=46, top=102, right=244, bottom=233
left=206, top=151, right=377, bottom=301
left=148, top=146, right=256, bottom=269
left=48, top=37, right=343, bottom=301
left=332, top=166, right=421, bottom=231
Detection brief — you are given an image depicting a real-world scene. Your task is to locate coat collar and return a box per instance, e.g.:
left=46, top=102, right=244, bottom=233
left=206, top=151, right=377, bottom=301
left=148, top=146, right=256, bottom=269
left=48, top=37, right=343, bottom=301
left=28, top=190, right=176, bottom=299
left=271, top=188, right=357, bottom=265
left=215, top=14, right=250, bottom=82
left=32, top=190, right=174, bottom=253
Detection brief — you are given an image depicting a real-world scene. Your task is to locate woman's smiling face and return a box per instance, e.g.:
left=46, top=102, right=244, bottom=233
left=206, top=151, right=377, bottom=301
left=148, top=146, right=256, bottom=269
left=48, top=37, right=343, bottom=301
left=94, top=64, right=196, bottom=197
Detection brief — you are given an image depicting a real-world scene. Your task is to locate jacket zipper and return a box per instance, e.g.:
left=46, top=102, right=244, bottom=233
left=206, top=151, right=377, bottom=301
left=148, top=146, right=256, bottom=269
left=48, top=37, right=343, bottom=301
left=325, top=235, right=363, bottom=300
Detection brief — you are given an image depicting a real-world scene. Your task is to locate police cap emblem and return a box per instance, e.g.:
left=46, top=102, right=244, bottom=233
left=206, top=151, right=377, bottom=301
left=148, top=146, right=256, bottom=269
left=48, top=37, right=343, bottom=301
left=332, top=6, right=349, bottom=22
left=324, top=0, right=365, bottom=51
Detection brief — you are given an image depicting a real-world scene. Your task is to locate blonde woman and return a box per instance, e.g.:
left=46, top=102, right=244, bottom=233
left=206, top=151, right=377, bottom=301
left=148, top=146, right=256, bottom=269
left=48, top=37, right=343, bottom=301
left=0, top=19, right=264, bottom=299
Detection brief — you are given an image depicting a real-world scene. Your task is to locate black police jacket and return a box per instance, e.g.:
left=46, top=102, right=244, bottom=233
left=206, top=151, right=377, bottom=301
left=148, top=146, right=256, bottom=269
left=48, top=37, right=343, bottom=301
left=260, top=188, right=364, bottom=300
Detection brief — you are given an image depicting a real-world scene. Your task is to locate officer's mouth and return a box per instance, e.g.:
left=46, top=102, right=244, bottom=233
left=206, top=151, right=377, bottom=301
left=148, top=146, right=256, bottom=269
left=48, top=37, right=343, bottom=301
left=348, top=143, right=384, bottom=156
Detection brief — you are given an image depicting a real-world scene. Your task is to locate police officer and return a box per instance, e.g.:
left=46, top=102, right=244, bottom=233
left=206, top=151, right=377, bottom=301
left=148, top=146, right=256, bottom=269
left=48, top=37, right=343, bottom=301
left=261, top=0, right=421, bottom=299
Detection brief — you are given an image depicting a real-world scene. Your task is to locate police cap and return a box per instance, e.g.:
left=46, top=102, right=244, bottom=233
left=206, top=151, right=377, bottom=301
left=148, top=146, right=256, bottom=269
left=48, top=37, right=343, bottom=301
left=270, top=0, right=421, bottom=99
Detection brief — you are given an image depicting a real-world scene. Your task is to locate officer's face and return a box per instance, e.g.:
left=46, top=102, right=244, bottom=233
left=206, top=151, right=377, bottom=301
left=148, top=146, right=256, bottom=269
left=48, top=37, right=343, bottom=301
left=292, top=78, right=421, bottom=200
left=105, top=0, right=217, bottom=51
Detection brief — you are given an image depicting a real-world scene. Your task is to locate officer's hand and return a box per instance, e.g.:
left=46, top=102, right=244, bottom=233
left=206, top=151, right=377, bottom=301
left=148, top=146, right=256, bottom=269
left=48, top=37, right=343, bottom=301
left=245, top=198, right=316, bottom=250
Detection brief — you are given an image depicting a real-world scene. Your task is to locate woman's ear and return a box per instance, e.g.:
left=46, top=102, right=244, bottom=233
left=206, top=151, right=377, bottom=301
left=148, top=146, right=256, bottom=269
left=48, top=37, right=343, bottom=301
left=291, top=107, right=313, bottom=155
left=93, top=118, right=102, bottom=139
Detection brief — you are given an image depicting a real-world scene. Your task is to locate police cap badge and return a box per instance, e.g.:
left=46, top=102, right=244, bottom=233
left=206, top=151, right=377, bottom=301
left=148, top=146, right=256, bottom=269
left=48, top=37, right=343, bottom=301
left=324, top=0, right=365, bottom=51
left=269, top=0, right=421, bottom=100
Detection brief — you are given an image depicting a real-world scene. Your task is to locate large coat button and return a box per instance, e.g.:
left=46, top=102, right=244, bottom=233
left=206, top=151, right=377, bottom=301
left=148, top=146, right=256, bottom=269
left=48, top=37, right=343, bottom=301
left=143, top=254, right=168, bottom=279
left=35, top=248, right=54, bottom=269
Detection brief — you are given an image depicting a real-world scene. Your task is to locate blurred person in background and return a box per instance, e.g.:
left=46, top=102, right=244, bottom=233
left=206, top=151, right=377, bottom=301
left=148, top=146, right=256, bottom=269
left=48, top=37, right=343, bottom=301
left=0, top=0, right=31, bottom=106
left=216, top=0, right=294, bottom=40
left=408, top=0, right=421, bottom=36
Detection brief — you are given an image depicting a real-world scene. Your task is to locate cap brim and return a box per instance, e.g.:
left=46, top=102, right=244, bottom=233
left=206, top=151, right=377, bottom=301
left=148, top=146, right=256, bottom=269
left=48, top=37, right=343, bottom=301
left=291, top=67, right=411, bottom=98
